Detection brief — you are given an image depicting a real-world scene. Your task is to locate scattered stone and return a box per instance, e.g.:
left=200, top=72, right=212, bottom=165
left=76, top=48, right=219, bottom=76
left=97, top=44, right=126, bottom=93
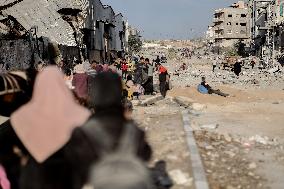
left=191, top=103, right=207, bottom=111
left=223, top=133, right=232, bottom=142
left=201, top=124, right=218, bottom=130
left=226, top=185, right=236, bottom=189
left=248, top=172, right=255, bottom=177
left=249, top=135, right=269, bottom=145
left=248, top=162, right=257, bottom=169
left=224, top=151, right=236, bottom=158
left=207, top=169, right=213, bottom=173
left=169, top=169, right=193, bottom=186
left=205, top=145, right=215, bottom=150
left=140, top=95, right=164, bottom=106
left=174, top=96, right=194, bottom=107
left=167, top=154, right=179, bottom=161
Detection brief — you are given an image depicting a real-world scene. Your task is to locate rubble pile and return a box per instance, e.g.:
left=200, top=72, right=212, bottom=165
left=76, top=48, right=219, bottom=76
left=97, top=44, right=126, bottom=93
left=194, top=130, right=267, bottom=189
left=169, top=59, right=284, bottom=89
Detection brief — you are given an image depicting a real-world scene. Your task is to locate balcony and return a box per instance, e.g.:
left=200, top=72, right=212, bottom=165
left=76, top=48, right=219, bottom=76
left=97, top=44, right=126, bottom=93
left=214, top=9, right=224, bottom=15
left=213, top=17, right=225, bottom=23
left=214, top=25, right=225, bottom=31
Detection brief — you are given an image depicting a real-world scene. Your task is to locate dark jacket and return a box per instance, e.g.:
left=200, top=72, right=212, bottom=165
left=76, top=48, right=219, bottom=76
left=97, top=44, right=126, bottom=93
left=19, top=113, right=152, bottom=189
left=0, top=120, right=28, bottom=189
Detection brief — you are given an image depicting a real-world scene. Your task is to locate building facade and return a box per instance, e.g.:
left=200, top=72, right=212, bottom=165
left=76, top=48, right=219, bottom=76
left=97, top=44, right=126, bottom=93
left=0, top=0, right=130, bottom=69
left=211, top=1, right=250, bottom=47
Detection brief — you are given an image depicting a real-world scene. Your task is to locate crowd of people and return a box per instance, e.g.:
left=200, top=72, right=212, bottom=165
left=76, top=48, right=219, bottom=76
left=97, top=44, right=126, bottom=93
left=0, top=49, right=174, bottom=189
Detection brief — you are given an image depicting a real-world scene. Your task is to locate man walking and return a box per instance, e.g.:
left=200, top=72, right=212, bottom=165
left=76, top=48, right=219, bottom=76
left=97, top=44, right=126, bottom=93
left=143, top=58, right=154, bottom=95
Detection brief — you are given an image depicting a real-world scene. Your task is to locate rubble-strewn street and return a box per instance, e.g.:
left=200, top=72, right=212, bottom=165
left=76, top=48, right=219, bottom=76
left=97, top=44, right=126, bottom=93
left=133, top=42, right=284, bottom=188
left=134, top=98, right=195, bottom=189
left=1, top=0, right=284, bottom=189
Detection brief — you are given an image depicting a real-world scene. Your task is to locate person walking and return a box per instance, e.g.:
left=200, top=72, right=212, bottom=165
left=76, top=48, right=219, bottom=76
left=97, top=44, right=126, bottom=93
left=121, top=59, right=128, bottom=79
left=157, top=64, right=168, bottom=98
left=233, top=60, right=242, bottom=76
left=155, top=56, right=160, bottom=65
left=251, top=58, right=256, bottom=69
left=143, top=58, right=154, bottom=95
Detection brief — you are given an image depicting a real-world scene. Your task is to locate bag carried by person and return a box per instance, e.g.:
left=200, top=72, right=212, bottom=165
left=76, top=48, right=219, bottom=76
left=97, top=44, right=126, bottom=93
left=82, top=120, right=154, bottom=189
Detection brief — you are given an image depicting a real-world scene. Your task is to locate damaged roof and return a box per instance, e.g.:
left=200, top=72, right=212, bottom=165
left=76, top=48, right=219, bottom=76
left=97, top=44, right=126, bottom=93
left=1, top=0, right=77, bottom=46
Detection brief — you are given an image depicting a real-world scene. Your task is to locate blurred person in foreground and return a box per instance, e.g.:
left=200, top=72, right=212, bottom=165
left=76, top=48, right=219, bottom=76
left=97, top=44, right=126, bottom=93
left=18, top=71, right=152, bottom=189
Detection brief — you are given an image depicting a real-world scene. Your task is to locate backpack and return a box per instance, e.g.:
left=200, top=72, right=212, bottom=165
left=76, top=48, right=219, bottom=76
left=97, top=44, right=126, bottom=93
left=82, top=120, right=154, bottom=189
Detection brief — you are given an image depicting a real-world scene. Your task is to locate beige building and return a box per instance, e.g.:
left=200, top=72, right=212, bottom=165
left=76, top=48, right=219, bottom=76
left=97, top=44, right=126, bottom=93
left=212, top=1, right=250, bottom=47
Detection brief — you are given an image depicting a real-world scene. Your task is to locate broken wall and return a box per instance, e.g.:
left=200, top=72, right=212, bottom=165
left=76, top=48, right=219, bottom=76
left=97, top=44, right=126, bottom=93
left=0, top=39, right=32, bottom=71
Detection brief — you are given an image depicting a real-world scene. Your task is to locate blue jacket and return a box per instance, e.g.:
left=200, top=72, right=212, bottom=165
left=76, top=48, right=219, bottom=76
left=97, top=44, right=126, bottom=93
left=197, top=84, right=208, bottom=94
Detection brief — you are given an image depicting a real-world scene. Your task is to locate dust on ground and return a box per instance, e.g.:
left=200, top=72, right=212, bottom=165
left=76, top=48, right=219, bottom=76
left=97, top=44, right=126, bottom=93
left=167, top=72, right=284, bottom=189
left=134, top=99, right=195, bottom=189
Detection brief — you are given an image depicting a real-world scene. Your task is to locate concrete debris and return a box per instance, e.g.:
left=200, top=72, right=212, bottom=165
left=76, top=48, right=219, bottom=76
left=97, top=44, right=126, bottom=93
left=169, top=169, right=193, bottom=186
left=191, top=103, right=207, bottom=111
left=267, top=66, right=280, bottom=74
left=205, top=145, right=215, bottom=150
left=194, top=130, right=265, bottom=189
left=248, top=162, right=257, bottom=170
left=140, top=95, right=164, bottom=106
left=249, top=135, right=272, bottom=145
left=223, top=133, right=232, bottom=142
left=173, top=96, right=194, bottom=107
left=200, top=124, right=218, bottom=130
left=170, top=58, right=283, bottom=90
left=224, top=151, right=236, bottom=158
left=166, top=154, right=179, bottom=161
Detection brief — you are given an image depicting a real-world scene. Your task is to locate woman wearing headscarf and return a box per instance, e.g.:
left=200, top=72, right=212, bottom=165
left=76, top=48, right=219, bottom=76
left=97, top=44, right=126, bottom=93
left=7, top=67, right=91, bottom=189
left=157, top=64, right=169, bottom=98
left=17, top=71, right=151, bottom=189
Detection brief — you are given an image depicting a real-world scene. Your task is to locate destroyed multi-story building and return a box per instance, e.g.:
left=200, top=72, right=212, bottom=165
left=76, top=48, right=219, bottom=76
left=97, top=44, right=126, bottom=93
left=248, top=0, right=276, bottom=64
left=0, top=0, right=129, bottom=70
left=212, top=1, right=250, bottom=47
left=247, top=0, right=284, bottom=66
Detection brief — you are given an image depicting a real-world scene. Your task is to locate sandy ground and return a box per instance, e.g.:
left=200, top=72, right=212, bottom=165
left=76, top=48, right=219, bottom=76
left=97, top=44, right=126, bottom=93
left=166, top=66, right=284, bottom=188
left=169, top=86, right=284, bottom=141
left=134, top=99, right=195, bottom=189
left=137, top=49, right=284, bottom=188
left=1, top=52, right=283, bottom=188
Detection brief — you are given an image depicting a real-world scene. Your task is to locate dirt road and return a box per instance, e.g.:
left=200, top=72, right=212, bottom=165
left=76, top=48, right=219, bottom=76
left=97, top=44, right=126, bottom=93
left=134, top=98, right=195, bottom=189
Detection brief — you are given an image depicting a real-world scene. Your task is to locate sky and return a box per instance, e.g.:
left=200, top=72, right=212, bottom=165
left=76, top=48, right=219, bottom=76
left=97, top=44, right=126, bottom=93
left=100, top=0, right=237, bottom=40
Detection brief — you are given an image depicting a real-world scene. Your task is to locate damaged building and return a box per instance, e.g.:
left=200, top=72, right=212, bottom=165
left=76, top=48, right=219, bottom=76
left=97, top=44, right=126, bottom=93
left=211, top=1, right=250, bottom=48
left=0, top=0, right=129, bottom=71
left=248, top=0, right=284, bottom=66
